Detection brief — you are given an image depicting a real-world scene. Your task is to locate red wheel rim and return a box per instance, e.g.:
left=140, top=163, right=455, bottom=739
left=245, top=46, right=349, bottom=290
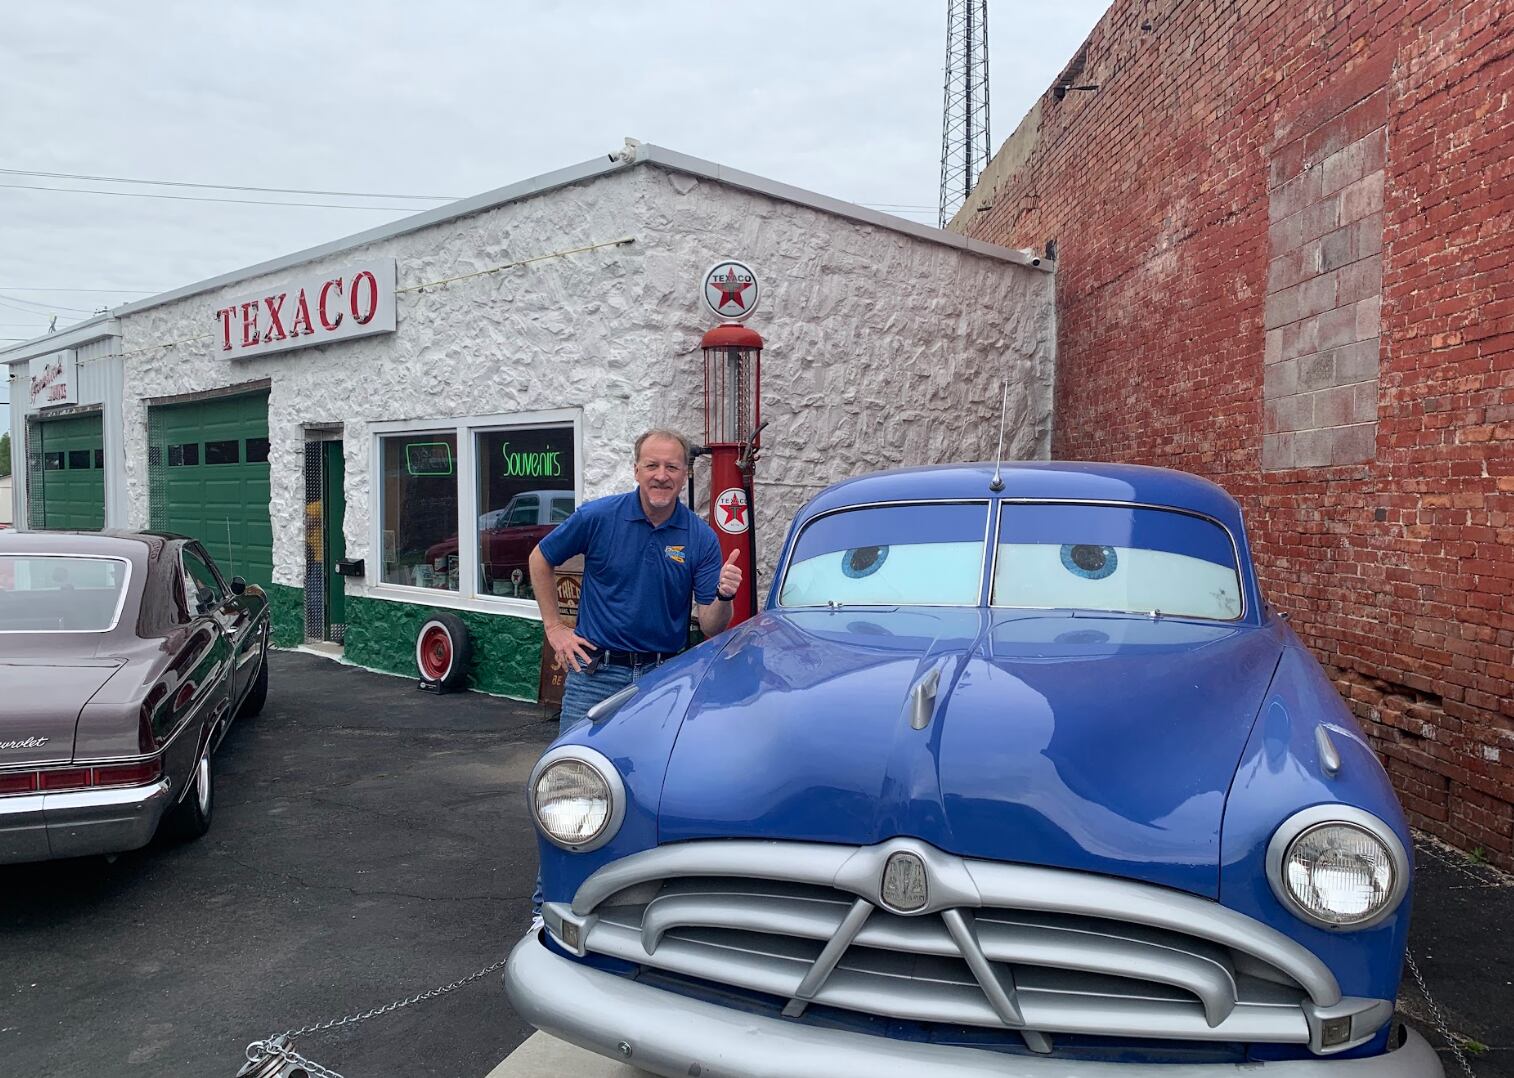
left=419, top=625, right=453, bottom=680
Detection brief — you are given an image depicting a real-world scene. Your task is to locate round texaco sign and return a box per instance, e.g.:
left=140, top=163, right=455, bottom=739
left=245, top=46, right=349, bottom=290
left=703, top=261, right=760, bottom=321
left=714, top=487, right=750, bottom=533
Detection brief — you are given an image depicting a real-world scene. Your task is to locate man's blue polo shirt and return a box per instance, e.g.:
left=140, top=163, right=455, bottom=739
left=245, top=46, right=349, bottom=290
left=537, top=491, right=724, bottom=655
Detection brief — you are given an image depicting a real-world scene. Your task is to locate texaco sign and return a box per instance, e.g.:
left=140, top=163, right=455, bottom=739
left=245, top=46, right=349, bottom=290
left=714, top=487, right=750, bottom=533
left=703, top=261, right=760, bottom=321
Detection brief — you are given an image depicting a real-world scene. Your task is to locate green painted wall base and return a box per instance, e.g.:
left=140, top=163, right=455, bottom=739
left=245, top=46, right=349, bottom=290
left=266, top=583, right=305, bottom=648
left=343, top=594, right=543, bottom=700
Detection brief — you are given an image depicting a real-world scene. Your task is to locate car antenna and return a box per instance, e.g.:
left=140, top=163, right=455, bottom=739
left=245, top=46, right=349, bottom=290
left=989, top=381, right=1008, bottom=492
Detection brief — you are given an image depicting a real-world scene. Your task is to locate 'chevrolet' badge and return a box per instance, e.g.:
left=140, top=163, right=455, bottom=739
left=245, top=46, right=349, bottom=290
left=881, top=851, right=929, bottom=912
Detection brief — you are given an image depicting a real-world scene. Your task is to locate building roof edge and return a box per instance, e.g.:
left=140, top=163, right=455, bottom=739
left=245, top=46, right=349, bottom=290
left=7, top=138, right=1051, bottom=351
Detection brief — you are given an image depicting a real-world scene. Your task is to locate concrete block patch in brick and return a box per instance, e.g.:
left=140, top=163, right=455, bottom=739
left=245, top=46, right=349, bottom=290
left=1352, top=379, right=1380, bottom=424
left=1313, top=383, right=1357, bottom=428
left=1298, top=350, right=1337, bottom=392
left=1281, top=318, right=1320, bottom=362
left=1355, top=296, right=1383, bottom=342
left=1317, top=304, right=1359, bottom=351
left=1339, top=254, right=1383, bottom=305
left=1265, top=328, right=1284, bottom=365
left=1264, top=356, right=1298, bottom=398
left=1334, top=338, right=1381, bottom=384
left=1322, top=138, right=1368, bottom=196
left=1330, top=421, right=1376, bottom=464
left=1341, top=170, right=1385, bottom=224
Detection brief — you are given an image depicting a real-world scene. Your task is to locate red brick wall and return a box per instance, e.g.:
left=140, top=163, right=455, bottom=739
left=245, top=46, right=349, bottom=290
left=963, top=0, right=1513, bottom=865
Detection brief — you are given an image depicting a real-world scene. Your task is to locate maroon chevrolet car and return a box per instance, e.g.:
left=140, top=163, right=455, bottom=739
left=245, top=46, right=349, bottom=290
left=0, top=530, right=269, bottom=863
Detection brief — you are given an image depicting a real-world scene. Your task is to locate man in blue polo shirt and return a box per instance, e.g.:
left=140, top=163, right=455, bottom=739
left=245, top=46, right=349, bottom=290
left=528, top=428, right=742, bottom=732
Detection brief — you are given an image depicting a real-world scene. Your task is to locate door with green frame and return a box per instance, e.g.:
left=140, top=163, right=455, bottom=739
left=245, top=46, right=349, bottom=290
left=148, top=392, right=273, bottom=589
left=26, top=413, right=105, bottom=530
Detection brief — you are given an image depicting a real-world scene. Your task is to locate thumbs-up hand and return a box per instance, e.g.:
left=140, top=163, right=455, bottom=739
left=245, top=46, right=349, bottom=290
left=718, top=547, right=743, bottom=600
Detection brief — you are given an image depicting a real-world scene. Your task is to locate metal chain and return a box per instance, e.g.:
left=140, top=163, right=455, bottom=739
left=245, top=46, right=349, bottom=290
left=278, top=957, right=510, bottom=1040
left=1405, top=950, right=1476, bottom=1077
left=243, top=1037, right=346, bottom=1078
left=241, top=956, right=509, bottom=1077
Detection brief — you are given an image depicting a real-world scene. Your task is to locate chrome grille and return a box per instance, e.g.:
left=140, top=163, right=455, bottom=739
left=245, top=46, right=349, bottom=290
left=547, top=839, right=1393, bottom=1057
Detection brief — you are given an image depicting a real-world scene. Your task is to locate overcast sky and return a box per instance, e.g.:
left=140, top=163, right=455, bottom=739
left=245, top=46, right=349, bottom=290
left=0, top=0, right=1111, bottom=442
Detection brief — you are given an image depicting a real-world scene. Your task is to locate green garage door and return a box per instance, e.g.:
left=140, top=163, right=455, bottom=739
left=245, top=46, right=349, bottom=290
left=149, top=392, right=273, bottom=589
left=27, top=413, right=105, bottom=530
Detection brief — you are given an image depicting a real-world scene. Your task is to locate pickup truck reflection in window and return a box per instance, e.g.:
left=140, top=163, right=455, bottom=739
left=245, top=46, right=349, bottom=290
left=506, top=462, right=1442, bottom=1078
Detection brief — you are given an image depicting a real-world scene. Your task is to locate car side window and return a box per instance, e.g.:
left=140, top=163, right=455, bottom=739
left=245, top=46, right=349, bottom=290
left=182, top=547, right=224, bottom=612
left=507, top=495, right=539, bottom=526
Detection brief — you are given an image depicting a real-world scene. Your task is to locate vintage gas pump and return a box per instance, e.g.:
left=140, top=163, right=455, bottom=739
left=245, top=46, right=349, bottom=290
left=700, top=260, right=764, bottom=626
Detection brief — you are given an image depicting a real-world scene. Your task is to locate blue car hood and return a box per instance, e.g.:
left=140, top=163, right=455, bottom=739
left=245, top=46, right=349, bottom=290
left=657, top=608, right=1284, bottom=899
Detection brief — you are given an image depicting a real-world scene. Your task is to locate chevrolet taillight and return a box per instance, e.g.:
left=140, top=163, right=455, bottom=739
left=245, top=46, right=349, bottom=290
left=0, top=772, right=39, bottom=795
left=38, top=768, right=92, bottom=791
left=93, top=759, right=163, bottom=787
left=0, top=758, right=163, bottom=796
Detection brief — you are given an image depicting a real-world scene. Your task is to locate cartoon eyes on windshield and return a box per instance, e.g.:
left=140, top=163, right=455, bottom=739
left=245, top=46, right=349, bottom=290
left=842, top=546, right=889, bottom=579
left=1060, top=544, right=1118, bottom=580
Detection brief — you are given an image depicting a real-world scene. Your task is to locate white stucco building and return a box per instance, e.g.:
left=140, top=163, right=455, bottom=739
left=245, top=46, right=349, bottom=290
left=2, top=140, right=1055, bottom=698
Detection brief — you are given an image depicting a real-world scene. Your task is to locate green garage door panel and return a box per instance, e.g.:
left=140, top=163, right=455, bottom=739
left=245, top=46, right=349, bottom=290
left=152, top=393, right=273, bottom=589
left=31, top=414, right=105, bottom=530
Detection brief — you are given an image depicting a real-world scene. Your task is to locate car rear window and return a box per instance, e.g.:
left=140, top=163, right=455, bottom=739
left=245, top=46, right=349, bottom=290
left=991, top=504, right=1243, bottom=620
left=0, top=555, right=131, bottom=632
left=778, top=502, right=988, bottom=607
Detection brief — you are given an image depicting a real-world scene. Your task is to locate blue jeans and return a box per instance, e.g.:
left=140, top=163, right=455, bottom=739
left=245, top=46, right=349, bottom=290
left=530, top=661, right=661, bottom=917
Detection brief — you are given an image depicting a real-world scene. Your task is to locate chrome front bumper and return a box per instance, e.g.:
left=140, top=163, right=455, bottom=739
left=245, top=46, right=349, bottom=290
left=0, top=780, right=173, bottom=864
left=505, top=931, right=1445, bottom=1078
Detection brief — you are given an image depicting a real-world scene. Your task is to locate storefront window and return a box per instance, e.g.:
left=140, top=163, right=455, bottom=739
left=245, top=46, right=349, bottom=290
left=380, top=433, right=459, bottom=591
left=475, top=426, right=575, bottom=600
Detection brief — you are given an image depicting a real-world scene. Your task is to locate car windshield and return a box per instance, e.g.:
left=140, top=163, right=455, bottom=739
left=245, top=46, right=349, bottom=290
left=991, top=504, right=1243, bottom=620
left=778, top=502, right=987, bottom=607
left=0, top=555, right=130, bottom=631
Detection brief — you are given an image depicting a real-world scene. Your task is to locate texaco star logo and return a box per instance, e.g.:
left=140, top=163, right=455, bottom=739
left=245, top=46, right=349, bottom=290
left=702, top=260, right=760, bottom=320
left=714, top=487, right=750, bottom=534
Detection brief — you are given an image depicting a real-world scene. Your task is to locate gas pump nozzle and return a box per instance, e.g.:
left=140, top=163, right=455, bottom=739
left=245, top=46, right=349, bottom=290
left=736, top=420, right=769, bottom=473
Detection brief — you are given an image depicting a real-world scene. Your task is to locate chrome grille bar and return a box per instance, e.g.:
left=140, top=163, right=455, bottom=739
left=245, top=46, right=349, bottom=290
left=573, top=837, right=1339, bottom=1007
left=782, top=897, right=873, bottom=1018
left=565, top=838, right=1388, bottom=1053
left=943, top=908, right=1052, bottom=1054
left=583, top=918, right=1315, bottom=1043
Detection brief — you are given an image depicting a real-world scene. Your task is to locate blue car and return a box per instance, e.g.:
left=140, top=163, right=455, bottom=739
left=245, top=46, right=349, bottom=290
left=506, top=462, right=1442, bottom=1077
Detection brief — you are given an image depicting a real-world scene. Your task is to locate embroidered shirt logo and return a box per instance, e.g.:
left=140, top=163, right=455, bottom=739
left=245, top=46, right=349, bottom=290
left=664, top=545, right=686, bottom=564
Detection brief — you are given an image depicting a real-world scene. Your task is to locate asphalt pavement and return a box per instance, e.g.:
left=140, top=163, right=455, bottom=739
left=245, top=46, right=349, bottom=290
left=0, top=649, right=1509, bottom=1078
left=0, top=649, right=553, bottom=1078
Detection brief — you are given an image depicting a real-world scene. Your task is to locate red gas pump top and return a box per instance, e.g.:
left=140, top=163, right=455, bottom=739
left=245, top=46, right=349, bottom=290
left=700, top=322, right=764, bottom=351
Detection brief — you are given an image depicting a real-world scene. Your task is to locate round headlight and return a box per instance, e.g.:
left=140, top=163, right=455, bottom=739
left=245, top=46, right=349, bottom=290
left=529, top=747, right=624, bottom=852
left=1268, top=807, right=1408, bottom=930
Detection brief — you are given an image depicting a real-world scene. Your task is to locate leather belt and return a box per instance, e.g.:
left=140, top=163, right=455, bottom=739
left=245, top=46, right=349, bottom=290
left=599, top=649, right=676, bottom=667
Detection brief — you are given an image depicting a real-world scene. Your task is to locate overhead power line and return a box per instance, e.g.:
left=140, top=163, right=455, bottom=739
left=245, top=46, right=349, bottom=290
left=0, top=292, right=96, bottom=314
left=0, top=167, right=457, bottom=201
left=0, top=285, right=162, bottom=294
left=0, top=181, right=426, bottom=212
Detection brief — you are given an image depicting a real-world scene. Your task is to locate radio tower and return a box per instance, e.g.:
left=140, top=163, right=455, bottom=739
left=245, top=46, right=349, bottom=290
left=938, top=0, right=992, bottom=228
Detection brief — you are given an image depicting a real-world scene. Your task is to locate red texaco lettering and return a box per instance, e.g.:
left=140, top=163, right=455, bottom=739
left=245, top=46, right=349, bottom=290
left=289, top=288, right=313, bottom=337
left=240, top=302, right=261, bottom=348
left=262, top=293, right=288, bottom=341
left=215, top=306, right=237, bottom=351
left=349, top=270, right=378, bottom=325
left=319, top=278, right=345, bottom=331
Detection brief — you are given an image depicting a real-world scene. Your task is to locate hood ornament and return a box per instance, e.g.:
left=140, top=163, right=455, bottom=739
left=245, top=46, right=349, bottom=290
left=881, top=851, right=929, bottom=912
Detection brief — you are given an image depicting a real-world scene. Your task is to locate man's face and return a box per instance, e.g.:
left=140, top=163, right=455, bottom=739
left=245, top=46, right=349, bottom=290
left=635, top=436, right=688, bottom=513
